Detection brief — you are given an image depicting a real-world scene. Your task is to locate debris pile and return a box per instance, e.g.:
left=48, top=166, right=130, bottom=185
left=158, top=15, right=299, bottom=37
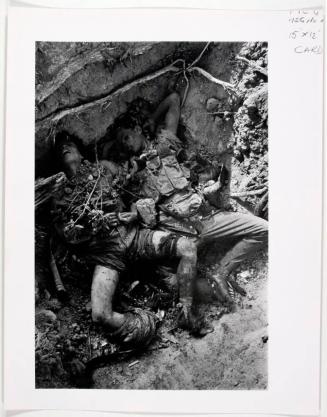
left=52, top=160, right=125, bottom=244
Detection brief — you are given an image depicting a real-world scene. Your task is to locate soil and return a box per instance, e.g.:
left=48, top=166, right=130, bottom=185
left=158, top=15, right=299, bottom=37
left=35, top=250, right=268, bottom=389
left=92, top=254, right=268, bottom=390
left=35, top=41, right=268, bottom=389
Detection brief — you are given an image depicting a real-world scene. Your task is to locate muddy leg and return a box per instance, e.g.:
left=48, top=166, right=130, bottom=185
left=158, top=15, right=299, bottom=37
left=175, top=237, right=213, bottom=335
left=175, top=237, right=197, bottom=307
left=91, top=265, right=125, bottom=330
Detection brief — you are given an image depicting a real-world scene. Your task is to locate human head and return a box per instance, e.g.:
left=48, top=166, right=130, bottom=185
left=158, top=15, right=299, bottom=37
left=54, top=131, right=83, bottom=178
left=115, top=125, right=146, bottom=156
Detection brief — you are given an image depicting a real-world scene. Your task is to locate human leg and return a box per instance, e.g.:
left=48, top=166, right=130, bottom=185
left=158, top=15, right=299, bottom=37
left=151, top=231, right=212, bottom=335
left=201, top=211, right=268, bottom=274
left=91, top=264, right=158, bottom=345
left=200, top=212, right=268, bottom=303
left=150, top=231, right=197, bottom=306
left=91, top=265, right=125, bottom=330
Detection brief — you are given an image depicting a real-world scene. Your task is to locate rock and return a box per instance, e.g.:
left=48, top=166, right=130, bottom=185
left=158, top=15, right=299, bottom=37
left=45, top=298, right=62, bottom=312
left=262, top=335, right=268, bottom=344
left=206, top=97, right=219, bottom=112
left=35, top=309, right=57, bottom=331
left=239, top=271, right=251, bottom=280
left=243, top=84, right=268, bottom=122
left=57, top=306, right=74, bottom=322
left=85, top=301, right=92, bottom=312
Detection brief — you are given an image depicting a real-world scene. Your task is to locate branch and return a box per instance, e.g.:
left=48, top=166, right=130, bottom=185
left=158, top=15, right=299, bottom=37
left=50, top=247, right=66, bottom=294
left=236, top=55, right=268, bottom=77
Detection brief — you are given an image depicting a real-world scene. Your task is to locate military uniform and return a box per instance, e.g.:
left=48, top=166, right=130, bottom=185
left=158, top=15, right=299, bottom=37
left=131, top=129, right=268, bottom=276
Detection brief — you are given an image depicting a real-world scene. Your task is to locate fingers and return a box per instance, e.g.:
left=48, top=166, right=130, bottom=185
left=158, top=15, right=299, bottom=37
left=118, top=213, right=130, bottom=223
left=108, top=220, right=119, bottom=227
left=104, top=213, right=119, bottom=227
left=118, top=212, right=136, bottom=224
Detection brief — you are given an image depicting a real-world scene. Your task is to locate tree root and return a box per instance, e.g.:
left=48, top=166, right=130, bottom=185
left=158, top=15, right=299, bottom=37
left=37, top=54, right=241, bottom=133
left=36, top=59, right=184, bottom=127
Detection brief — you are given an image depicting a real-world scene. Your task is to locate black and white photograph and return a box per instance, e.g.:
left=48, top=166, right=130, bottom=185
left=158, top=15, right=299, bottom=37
left=34, top=41, right=269, bottom=390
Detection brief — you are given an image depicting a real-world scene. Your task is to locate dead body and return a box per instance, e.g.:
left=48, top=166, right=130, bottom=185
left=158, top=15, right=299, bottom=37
left=52, top=91, right=267, bottom=346
left=105, top=91, right=268, bottom=310
left=52, top=133, right=206, bottom=347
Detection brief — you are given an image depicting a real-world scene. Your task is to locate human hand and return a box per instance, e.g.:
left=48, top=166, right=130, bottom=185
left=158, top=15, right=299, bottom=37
left=118, top=212, right=138, bottom=224
left=104, top=212, right=119, bottom=227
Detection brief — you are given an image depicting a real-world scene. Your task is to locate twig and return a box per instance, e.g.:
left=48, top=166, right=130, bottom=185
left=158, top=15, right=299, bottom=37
left=66, top=185, right=88, bottom=213
left=49, top=244, right=66, bottom=293
left=236, top=55, right=268, bottom=77
left=207, top=111, right=235, bottom=117
left=187, top=41, right=211, bottom=69
left=128, top=360, right=139, bottom=368
left=73, top=175, right=101, bottom=224
left=231, top=196, right=255, bottom=214
left=116, top=184, right=140, bottom=199
left=254, top=191, right=269, bottom=217
left=181, top=68, right=190, bottom=107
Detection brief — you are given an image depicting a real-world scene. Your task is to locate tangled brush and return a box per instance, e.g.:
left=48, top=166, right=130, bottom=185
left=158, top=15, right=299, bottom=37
left=52, top=160, right=127, bottom=245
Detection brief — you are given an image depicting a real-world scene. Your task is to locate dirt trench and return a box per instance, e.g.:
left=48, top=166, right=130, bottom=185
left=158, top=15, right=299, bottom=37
left=35, top=41, right=268, bottom=389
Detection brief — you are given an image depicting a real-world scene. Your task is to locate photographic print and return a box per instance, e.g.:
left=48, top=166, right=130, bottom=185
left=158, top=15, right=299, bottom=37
left=34, top=41, right=268, bottom=390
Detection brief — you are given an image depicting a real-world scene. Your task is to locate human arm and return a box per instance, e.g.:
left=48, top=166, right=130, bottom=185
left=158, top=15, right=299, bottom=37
left=105, top=204, right=138, bottom=227
left=150, top=92, right=181, bottom=135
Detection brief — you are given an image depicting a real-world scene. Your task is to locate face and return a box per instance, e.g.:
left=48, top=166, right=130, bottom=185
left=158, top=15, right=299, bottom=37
left=56, top=140, right=82, bottom=178
left=116, top=127, right=145, bottom=156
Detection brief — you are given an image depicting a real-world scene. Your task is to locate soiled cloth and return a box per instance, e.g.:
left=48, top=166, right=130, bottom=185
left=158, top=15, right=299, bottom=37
left=134, top=129, right=190, bottom=202
left=67, top=225, right=137, bottom=272
left=69, top=226, right=178, bottom=273
left=128, top=228, right=178, bottom=262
